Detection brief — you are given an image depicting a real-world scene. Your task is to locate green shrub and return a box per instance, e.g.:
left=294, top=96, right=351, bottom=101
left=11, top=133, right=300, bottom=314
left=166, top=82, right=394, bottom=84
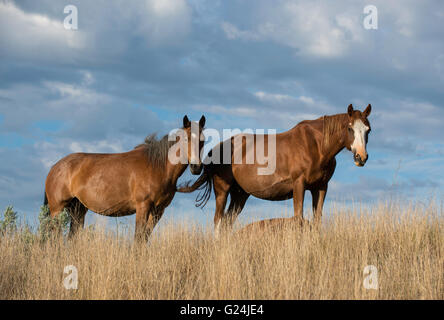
left=38, top=205, right=70, bottom=241
left=19, top=225, right=37, bottom=248
left=0, top=205, right=18, bottom=235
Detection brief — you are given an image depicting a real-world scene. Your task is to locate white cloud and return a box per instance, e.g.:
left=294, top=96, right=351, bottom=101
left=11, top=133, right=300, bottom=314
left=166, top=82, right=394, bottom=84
left=43, top=81, right=111, bottom=107
left=0, top=0, right=192, bottom=64
left=137, top=0, right=192, bottom=45
left=0, top=1, right=87, bottom=60
left=221, top=22, right=261, bottom=41
left=149, top=0, right=188, bottom=17
left=36, top=138, right=125, bottom=170
left=193, top=104, right=257, bottom=117
left=253, top=91, right=331, bottom=115
left=221, top=2, right=365, bottom=58
left=69, top=140, right=124, bottom=154
left=254, top=91, right=316, bottom=106
left=254, top=91, right=293, bottom=102
left=374, top=100, right=444, bottom=138
left=81, top=71, right=95, bottom=86
left=0, top=74, right=164, bottom=142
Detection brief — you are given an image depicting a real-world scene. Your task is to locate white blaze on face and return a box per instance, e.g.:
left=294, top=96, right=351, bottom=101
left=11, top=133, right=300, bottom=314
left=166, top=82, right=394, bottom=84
left=350, top=119, right=369, bottom=161
left=190, top=121, right=200, bottom=164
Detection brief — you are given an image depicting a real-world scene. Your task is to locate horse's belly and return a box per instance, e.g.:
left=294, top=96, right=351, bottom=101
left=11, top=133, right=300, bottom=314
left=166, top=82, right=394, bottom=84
left=73, top=173, right=135, bottom=216
left=79, top=197, right=134, bottom=217
left=248, top=182, right=293, bottom=200
left=234, top=171, right=293, bottom=201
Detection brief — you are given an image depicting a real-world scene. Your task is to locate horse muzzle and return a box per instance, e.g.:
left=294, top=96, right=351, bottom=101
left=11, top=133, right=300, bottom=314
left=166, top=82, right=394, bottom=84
left=353, top=153, right=368, bottom=167
left=190, top=164, right=203, bottom=175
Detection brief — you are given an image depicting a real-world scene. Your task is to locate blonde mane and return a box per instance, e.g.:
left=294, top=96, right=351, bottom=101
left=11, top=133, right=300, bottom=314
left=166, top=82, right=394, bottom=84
left=135, top=133, right=177, bottom=168
left=322, top=113, right=348, bottom=153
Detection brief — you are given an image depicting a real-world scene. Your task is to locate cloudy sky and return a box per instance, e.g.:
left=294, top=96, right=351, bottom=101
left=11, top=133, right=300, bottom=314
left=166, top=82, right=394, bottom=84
left=0, top=0, right=443, bottom=228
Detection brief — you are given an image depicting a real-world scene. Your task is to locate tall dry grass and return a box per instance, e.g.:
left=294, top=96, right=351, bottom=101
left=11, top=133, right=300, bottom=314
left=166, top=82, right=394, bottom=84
left=0, top=201, right=442, bottom=299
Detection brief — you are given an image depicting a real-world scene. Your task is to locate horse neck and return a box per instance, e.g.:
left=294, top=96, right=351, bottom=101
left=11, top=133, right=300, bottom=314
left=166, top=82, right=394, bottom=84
left=164, top=148, right=189, bottom=186
left=320, top=113, right=348, bottom=162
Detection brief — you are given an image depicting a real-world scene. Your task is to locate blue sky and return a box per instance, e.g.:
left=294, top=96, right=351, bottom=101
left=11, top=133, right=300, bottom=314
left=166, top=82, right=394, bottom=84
left=0, top=0, right=443, bottom=229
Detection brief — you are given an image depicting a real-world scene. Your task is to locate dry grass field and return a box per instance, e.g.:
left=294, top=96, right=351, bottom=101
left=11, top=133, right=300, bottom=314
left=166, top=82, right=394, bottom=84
left=0, top=201, right=442, bottom=300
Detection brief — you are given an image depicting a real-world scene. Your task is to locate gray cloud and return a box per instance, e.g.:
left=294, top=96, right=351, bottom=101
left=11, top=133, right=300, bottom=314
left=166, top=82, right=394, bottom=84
left=1, top=0, right=443, bottom=219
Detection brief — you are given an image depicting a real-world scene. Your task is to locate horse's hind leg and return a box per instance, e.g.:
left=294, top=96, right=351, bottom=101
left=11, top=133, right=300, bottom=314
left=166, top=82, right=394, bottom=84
left=47, top=198, right=67, bottom=219
left=68, top=199, right=88, bottom=238
left=45, top=167, right=73, bottom=219
left=213, top=175, right=232, bottom=238
left=44, top=193, right=72, bottom=236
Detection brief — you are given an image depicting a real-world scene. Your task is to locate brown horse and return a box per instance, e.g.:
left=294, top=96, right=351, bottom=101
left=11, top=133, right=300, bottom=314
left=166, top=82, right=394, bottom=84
left=236, top=216, right=305, bottom=238
left=237, top=217, right=311, bottom=237
left=179, top=104, right=371, bottom=235
left=44, top=115, right=206, bottom=241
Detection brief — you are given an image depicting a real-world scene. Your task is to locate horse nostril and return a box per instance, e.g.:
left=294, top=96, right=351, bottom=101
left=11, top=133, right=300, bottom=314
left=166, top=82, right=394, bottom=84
left=190, top=164, right=202, bottom=175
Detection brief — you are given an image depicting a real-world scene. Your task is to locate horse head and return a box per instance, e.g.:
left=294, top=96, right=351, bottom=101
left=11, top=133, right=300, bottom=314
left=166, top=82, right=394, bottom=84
left=345, top=104, right=372, bottom=167
left=182, top=115, right=206, bottom=175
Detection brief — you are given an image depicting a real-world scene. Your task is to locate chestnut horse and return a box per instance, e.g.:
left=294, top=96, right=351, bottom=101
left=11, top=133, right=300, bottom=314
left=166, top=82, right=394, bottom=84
left=44, top=115, right=206, bottom=241
left=179, top=104, right=371, bottom=235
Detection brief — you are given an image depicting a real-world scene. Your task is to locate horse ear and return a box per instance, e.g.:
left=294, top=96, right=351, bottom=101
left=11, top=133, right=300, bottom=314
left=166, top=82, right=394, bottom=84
left=347, top=104, right=354, bottom=117
left=363, top=104, right=372, bottom=118
left=199, top=115, right=206, bottom=128
left=183, top=115, right=191, bottom=128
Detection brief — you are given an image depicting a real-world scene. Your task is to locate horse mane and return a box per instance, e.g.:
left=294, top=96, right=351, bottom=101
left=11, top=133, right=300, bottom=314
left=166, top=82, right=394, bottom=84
left=322, top=113, right=348, bottom=153
left=135, top=133, right=177, bottom=167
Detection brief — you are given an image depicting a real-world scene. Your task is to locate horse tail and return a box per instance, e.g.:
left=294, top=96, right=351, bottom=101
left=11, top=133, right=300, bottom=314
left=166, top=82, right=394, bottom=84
left=43, top=192, right=48, bottom=207
left=42, top=191, right=51, bottom=218
left=177, top=163, right=213, bottom=208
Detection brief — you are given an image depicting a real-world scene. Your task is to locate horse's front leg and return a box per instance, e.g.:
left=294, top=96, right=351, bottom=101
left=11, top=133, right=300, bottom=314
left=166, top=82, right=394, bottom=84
left=311, top=184, right=328, bottom=228
left=135, top=200, right=153, bottom=242
left=292, top=177, right=306, bottom=226
left=145, top=207, right=164, bottom=240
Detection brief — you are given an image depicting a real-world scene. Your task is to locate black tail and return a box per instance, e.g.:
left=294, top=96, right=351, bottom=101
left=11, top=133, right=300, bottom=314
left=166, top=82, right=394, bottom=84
left=43, top=191, right=50, bottom=217
left=177, top=164, right=213, bottom=208
left=43, top=192, right=48, bottom=207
